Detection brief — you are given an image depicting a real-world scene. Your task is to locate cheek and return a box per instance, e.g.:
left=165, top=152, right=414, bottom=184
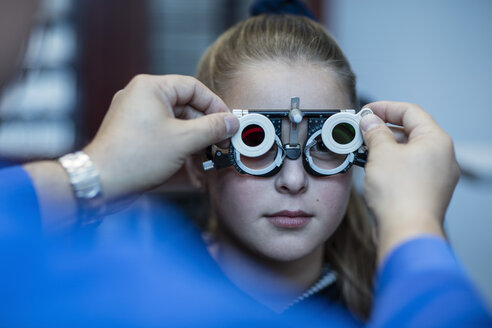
left=312, top=173, right=352, bottom=217
left=206, top=170, right=266, bottom=220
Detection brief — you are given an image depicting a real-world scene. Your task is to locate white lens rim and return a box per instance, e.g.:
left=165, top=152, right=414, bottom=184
left=234, top=135, right=285, bottom=176
left=321, top=111, right=364, bottom=154
left=231, top=113, right=276, bottom=157
left=305, top=130, right=354, bottom=175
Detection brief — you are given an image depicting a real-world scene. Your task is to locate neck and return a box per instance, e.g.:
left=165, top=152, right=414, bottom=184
left=208, top=229, right=324, bottom=313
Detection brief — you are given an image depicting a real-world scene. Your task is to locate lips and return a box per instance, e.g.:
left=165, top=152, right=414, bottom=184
left=265, top=210, right=313, bottom=229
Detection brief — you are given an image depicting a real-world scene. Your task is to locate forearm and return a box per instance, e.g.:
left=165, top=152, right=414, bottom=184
left=23, top=160, right=78, bottom=232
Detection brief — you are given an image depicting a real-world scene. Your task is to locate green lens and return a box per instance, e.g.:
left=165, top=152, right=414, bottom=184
left=332, top=123, right=355, bottom=145
left=310, top=135, right=347, bottom=170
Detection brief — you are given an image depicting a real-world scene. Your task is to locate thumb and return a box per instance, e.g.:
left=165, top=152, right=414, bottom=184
left=182, top=113, right=239, bottom=153
left=360, top=113, right=396, bottom=149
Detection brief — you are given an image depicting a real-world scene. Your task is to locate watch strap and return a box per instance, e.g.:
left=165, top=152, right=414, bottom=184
left=58, top=151, right=105, bottom=225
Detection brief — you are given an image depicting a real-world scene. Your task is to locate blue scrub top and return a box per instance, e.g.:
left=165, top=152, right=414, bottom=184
left=0, top=165, right=490, bottom=327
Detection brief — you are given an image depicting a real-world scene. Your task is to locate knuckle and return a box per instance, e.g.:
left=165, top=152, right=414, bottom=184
left=404, top=101, right=423, bottom=111
left=170, top=74, right=196, bottom=87
left=130, top=74, right=151, bottom=88
left=454, top=162, right=461, bottom=179
left=182, top=75, right=197, bottom=84
left=159, top=76, right=171, bottom=90
left=440, top=132, right=454, bottom=150
left=111, top=89, right=125, bottom=102
left=455, top=164, right=462, bottom=181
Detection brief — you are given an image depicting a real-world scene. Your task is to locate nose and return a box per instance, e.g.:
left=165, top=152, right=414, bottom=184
left=274, top=157, right=308, bottom=195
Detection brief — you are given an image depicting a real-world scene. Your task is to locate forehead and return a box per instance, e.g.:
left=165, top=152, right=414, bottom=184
left=223, top=61, right=351, bottom=110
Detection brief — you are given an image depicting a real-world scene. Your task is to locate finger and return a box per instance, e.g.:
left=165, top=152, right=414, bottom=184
left=389, top=125, right=408, bottom=143
left=360, top=113, right=397, bottom=149
left=180, top=112, right=239, bottom=154
left=216, top=139, right=231, bottom=149
left=174, top=104, right=203, bottom=119
left=174, top=104, right=225, bottom=120
left=364, top=101, right=440, bottom=141
left=156, top=75, right=230, bottom=116
left=365, top=101, right=434, bottom=129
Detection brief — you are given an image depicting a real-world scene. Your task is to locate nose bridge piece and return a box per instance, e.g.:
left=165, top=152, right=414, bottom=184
left=284, top=97, right=302, bottom=160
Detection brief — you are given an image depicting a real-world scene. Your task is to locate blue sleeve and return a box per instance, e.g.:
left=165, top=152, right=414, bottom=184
left=369, top=236, right=492, bottom=327
left=0, top=165, right=42, bottom=237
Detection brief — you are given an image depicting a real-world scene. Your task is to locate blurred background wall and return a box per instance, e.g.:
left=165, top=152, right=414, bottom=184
left=0, top=0, right=490, bottom=308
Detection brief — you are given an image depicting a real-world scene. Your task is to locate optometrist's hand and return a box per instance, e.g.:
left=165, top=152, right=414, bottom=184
left=84, top=74, right=239, bottom=200
left=359, top=101, right=460, bottom=262
left=24, top=75, right=238, bottom=230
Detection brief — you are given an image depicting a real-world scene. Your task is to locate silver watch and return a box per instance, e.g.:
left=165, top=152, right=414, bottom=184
left=58, top=151, right=105, bottom=225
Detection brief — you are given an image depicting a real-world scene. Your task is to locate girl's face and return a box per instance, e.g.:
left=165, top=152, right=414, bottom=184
left=205, top=61, right=353, bottom=262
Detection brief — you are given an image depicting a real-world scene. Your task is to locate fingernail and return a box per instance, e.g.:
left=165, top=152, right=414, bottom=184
left=224, top=115, right=239, bottom=136
left=360, top=114, right=383, bottom=132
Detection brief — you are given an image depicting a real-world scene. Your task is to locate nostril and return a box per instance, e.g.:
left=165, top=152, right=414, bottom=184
left=277, top=177, right=308, bottom=194
left=274, top=157, right=309, bottom=194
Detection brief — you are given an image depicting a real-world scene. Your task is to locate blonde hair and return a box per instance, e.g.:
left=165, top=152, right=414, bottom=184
left=196, top=14, right=376, bottom=319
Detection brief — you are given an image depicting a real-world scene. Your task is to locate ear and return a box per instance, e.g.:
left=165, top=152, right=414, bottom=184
left=185, top=154, right=207, bottom=191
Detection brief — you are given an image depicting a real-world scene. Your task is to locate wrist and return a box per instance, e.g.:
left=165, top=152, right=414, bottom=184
left=82, top=144, right=141, bottom=210
left=82, top=144, right=119, bottom=201
left=377, top=217, right=445, bottom=264
left=58, top=151, right=105, bottom=226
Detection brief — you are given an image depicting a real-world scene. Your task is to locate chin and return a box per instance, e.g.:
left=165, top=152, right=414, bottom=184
left=254, top=242, right=320, bottom=263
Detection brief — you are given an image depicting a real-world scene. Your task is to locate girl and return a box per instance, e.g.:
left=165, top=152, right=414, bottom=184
left=188, top=14, right=376, bottom=319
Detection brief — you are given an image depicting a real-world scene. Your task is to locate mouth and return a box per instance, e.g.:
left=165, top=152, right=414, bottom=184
left=264, top=210, right=313, bottom=229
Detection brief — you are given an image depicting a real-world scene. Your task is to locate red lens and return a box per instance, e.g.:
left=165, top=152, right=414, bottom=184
left=241, top=124, right=265, bottom=147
